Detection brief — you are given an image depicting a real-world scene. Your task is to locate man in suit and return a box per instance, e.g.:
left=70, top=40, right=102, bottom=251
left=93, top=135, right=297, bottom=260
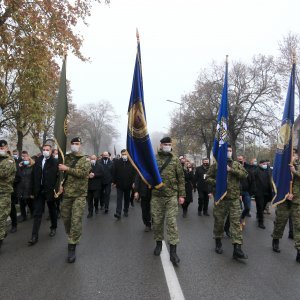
left=28, top=142, right=59, bottom=245
left=99, top=151, right=113, bottom=214
left=87, top=155, right=103, bottom=218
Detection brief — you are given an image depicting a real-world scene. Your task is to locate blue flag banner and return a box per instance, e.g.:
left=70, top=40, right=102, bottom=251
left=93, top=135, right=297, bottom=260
left=272, top=63, right=295, bottom=206
left=212, top=58, right=229, bottom=203
left=126, top=32, right=163, bottom=189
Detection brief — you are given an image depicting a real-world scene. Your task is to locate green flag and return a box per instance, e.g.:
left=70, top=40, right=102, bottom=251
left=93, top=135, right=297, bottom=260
left=54, top=56, right=68, bottom=161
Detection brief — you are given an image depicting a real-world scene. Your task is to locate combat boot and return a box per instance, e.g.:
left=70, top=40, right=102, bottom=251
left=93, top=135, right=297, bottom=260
left=215, top=238, right=223, bottom=254
left=272, top=239, right=280, bottom=253
left=296, top=250, right=300, bottom=263
left=153, top=241, right=162, bottom=256
left=233, top=244, right=248, bottom=259
left=170, top=244, right=180, bottom=265
left=67, top=244, right=76, bottom=263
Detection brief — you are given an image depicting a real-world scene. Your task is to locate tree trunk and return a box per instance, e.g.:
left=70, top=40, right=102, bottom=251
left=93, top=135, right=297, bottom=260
left=17, top=130, right=23, bottom=153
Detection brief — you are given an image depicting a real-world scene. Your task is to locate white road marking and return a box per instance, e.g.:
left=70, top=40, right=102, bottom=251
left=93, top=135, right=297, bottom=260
left=161, top=241, right=185, bottom=300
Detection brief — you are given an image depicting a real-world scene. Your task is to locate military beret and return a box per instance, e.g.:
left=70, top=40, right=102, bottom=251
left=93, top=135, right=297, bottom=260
left=71, top=137, right=82, bottom=144
left=160, top=137, right=172, bottom=144
left=0, top=139, right=8, bottom=147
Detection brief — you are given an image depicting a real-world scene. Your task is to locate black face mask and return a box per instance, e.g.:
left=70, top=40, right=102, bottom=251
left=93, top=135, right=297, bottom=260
left=203, top=164, right=209, bottom=168
left=103, top=157, right=108, bottom=160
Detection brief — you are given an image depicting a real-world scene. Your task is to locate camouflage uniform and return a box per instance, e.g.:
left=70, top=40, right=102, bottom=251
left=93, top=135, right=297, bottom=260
left=151, top=150, right=185, bottom=245
left=206, top=159, right=247, bottom=244
left=272, top=163, right=300, bottom=250
left=0, top=154, right=16, bottom=241
left=61, top=153, right=91, bottom=245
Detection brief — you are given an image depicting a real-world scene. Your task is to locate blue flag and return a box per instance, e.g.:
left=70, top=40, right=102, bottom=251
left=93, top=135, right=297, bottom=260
left=272, top=63, right=295, bottom=206
left=126, top=32, right=163, bottom=189
left=212, top=58, right=229, bottom=203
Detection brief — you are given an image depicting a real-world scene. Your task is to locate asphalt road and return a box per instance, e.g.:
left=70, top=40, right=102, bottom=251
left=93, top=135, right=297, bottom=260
left=0, top=190, right=300, bottom=300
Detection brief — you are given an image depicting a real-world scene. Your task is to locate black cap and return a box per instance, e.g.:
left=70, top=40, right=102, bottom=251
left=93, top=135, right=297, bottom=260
left=160, top=137, right=172, bottom=144
left=71, top=137, right=82, bottom=144
left=0, top=140, right=8, bottom=147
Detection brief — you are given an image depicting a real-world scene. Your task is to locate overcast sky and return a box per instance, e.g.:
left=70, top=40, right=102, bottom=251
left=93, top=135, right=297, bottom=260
left=67, top=0, right=300, bottom=150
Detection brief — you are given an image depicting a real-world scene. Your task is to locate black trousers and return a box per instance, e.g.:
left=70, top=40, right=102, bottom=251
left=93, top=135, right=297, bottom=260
left=255, top=195, right=269, bottom=222
left=141, top=194, right=151, bottom=227
left=10, top=194, right=18, bottom=228
left=32, top=191, right=57, bottom=238
left=87, top=189, right=99, bottom=213
left=100, top=184, right=111, bottom=209
left=20, top=197, right=34, bottom=218
left=198, top=190, right=209, bottom=212
left=116, top=188, right=130, bottom=215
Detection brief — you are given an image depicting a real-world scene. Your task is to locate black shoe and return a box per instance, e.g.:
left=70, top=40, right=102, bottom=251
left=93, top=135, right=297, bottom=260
left=95, top=209, right=99, bottom=214
left=87, top=212, right=93, bottom=218
left=49, top=229, right=56, bottom=237
left=198, top=211, right=202, bottom=216
left=67, top=244, right=76, bottom=263
left=104, top=209, right=109, bottom=214
left=288, top=232, right=294, bottom=240
left=123, top=212, right=128, bottom=217
left=114, top=213, right=121, bottom=220
left=154, top=241, right=162, bottom=256
left=272, top=239, right=281, bottom=253
left=28, top=236, right=38, bottom=246
left=203, top=212, right=210, bottom=216
left=258, top=222, right=266, bottom=229
left=296, top=250, right=300, bottom=263
left=170, top=244, right=180, bottom=264
left=215, top=238, right=223, bottom=254
left=233, top=244, right=248, bottom=259
left=10, top=227, right=17, bottom=233
left=144, top=226, right=151, bottom=232
left=225, top=230, right=231, bottom=238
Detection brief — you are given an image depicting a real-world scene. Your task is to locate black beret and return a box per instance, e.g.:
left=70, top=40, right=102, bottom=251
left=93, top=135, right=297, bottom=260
left=0, top=140, right=8, bottom=147
left=160, top=137, right=172, bottom=144
left=71, top=137, right=82, bottom=144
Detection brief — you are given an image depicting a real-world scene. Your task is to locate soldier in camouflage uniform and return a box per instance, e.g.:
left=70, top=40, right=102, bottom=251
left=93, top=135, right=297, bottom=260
left=59, top=137, right=91, bottom=263
left=0, top=140, right=16, bottom=250
left=272, top=152, right=300, bottom=263
left=206, top=145, right=248, bottom=259
left=152, top=137, right=185, bottom=264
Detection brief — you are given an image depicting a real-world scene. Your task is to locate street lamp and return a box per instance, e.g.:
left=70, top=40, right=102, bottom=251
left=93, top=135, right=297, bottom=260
left=166, top=99, right=183, bottom=155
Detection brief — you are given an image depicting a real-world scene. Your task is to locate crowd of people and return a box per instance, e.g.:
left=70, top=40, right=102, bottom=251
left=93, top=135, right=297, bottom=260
left=0, top=137, right=299, bottom=264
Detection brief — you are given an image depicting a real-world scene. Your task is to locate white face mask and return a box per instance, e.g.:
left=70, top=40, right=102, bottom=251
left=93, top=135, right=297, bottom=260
left=54, top=154, right=58, bottom=159
left=122, top=155, right=128, bottom=160
left=13, top=154, right=18, bottom=159
left=43, top=151, right=50, bottom=158
left=91, top=160, right=96, bottom=165
left=71, top=145, right=80, bottom=153
left=261, top=164, right=267, bottom=170
left=227, top=151, right=232, bottom=159
left=162, top=145, right=172, bottom=152
left=0, top=150, right=6, bottom=156
left=253, top=161, right=257, bottom=166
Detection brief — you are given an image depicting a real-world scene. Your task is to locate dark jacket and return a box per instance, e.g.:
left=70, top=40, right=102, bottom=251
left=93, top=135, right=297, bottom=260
left=134, top=174, right=152, bottom=198
left=253, top=166, right=272, bottom=197
left=88, top=162, right=103, bottom=191
left=33, top=155, right=59, bottom=199
left=240, top=163, right=256, bottom=195
left=183, top=167, right=194, bottom=203
left=99, top=158, right=113, bottom=185
left=16, top=160, right=34, bottom=199
left=113, top=158, right=135, bottom=190
left=194, top=165, right=210, bottom=192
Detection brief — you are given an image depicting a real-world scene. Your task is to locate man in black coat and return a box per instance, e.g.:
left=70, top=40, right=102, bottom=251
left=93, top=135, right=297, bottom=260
left=28, top=143, right=59, bottom=245
left=253, top=159, right=273, bottom=229
left=87, top=155, right=103, bottom=218
left=134, top=174, right=152, bottom=231
left=113, top=149, right=136, bottom=219
left=194, top=158, right=210, bottom=216
left=99, top=151, right=113, bottom=213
